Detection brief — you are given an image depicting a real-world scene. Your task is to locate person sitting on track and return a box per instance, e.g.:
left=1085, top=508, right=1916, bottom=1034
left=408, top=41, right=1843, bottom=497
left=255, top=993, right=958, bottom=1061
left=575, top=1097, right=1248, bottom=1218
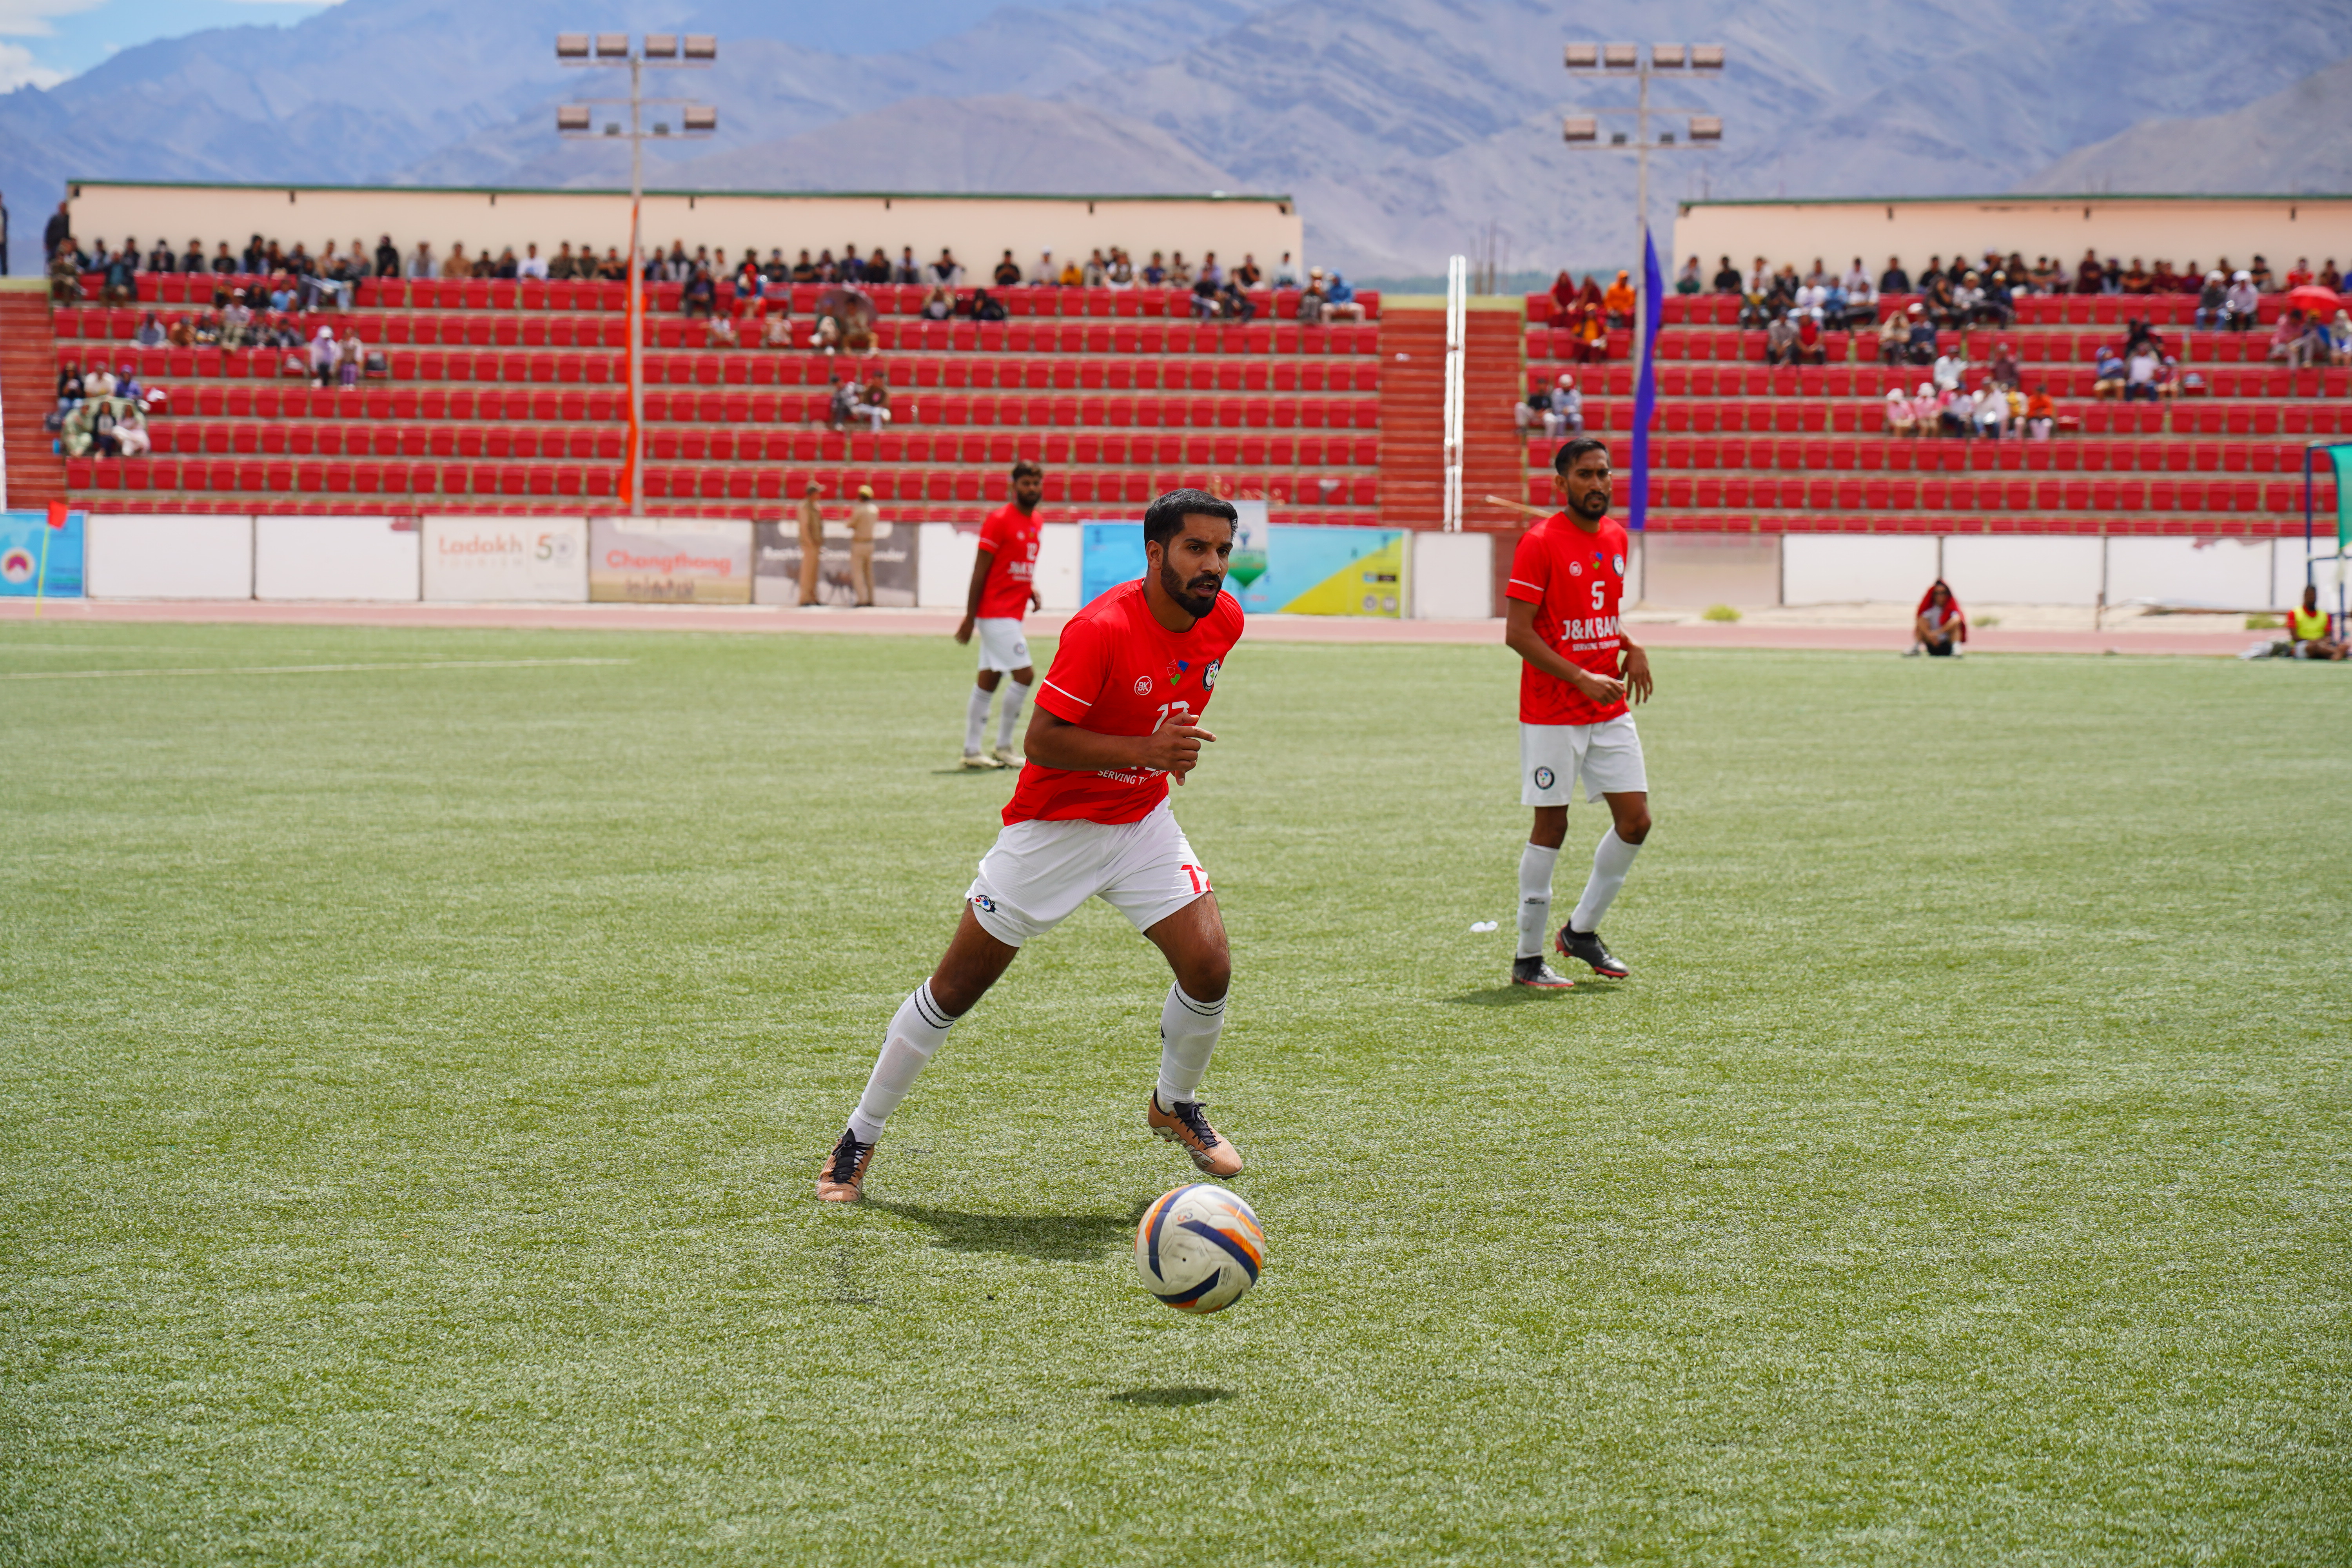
left=1908, top=580, right=1968, bottom=657
left=2287, top=585, right=2347, bottom=660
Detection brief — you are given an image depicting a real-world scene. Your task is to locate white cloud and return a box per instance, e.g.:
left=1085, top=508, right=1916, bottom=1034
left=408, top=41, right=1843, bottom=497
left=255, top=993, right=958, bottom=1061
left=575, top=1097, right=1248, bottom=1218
left=0, top=0, right=103, bottom=40
left=0, top=37, right=62, bottom=86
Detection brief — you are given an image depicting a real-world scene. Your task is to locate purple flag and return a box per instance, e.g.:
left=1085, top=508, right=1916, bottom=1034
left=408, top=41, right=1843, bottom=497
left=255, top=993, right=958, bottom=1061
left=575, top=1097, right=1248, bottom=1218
left=1627, top=228, right=1664, bottom=532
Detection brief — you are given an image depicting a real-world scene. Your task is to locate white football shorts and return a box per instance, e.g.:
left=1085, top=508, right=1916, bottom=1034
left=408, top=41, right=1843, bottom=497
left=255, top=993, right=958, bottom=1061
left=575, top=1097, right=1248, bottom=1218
left=965, top=800, right=1211, bottom=947
left=975, top=616, right=1031, bottom=672
left=1520, top=715, right=1647, bottom=806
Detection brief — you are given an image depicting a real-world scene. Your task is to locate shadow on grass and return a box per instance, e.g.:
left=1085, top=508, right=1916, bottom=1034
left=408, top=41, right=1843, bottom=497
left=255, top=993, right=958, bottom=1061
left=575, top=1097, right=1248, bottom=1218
left=871, top=1201, right=1131, bottom=1262
left=1109, top=1386, right=1232, bottom=1408
left=1446, top=983, right=1624, bottom=1007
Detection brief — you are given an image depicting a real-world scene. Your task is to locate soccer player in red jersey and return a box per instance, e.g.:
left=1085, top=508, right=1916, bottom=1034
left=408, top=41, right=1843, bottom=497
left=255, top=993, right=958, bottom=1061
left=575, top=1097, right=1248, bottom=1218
left=1502, top=437, right=1655, bottom=988
left=955, top=460, right=1046, bottom=769
left=820, top=490, right=1246, bottom=1201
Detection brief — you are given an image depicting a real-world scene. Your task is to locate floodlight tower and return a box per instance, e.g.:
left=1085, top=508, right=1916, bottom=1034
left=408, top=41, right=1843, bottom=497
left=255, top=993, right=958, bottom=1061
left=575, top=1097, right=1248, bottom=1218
left=557, top=31, right=717, bottom=517
left=1559, top=42, right=1724, bottom=380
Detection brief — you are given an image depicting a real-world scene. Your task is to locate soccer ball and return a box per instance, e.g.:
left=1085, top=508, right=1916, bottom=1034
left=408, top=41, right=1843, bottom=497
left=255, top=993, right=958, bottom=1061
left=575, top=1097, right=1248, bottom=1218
left=1134, top=1184, right=1264, bottom=1314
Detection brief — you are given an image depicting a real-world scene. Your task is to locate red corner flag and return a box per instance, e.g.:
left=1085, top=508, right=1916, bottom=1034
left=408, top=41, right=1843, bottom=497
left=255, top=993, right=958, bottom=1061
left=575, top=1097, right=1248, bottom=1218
left=46, top=501, right=67, bottom=530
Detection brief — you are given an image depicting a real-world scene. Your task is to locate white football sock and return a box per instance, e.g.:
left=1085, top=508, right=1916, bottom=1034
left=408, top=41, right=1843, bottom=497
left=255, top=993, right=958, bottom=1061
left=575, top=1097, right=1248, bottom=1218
left=1568, top=829, right=1642, bottom=934
left=996, top=678, right=1029, bottom=751
left=963, top=686, right=991, bottom=755
left=1154, top=982, right=1226, bottom=1108
left=847, top=981, right=960, bottom=1144
left=1516, top=841, right=1560, bottom=959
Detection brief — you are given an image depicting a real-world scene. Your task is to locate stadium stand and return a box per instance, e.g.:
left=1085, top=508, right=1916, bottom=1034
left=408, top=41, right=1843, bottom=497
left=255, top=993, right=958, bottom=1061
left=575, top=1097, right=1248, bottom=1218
left=1523, top=292, right=2341, bottom=535
left=44, top=277, right=1388, bottom=525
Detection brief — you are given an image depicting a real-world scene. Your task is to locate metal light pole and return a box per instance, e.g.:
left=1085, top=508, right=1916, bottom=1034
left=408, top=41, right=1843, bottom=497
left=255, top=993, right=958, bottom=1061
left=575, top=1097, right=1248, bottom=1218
left=1560, top=42, right=1724, bottom=387
left=558, top=31, right=716, bottom=517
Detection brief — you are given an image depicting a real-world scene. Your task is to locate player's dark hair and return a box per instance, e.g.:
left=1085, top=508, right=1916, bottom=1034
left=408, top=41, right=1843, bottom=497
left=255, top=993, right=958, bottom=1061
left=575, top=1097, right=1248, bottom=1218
left=1553, top=436, right=1610, bottom=475
left=1010, top=459, right=1044, bottom=482
left=1143, top=488, right=1238, bottom=550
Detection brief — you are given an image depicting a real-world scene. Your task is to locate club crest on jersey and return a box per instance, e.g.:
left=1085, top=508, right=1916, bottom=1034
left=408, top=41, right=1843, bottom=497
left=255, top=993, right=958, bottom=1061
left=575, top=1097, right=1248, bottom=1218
left=1534, top=766, right=1556, bottom=789
left=1570, top=560, right=1583, bottom=576
left=971, top=894, right=998, bottom=913
left=1203, top=659, right=1220, bottom=689
left=1133, top=675, right=1153, bottom=695
left=1613, top=552, right=1626, bottom=577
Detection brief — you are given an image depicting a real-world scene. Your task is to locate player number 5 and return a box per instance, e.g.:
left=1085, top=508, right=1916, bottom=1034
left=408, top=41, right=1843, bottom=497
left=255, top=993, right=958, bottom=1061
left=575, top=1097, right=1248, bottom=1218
left=1590, top=580, right=1605, bottom=612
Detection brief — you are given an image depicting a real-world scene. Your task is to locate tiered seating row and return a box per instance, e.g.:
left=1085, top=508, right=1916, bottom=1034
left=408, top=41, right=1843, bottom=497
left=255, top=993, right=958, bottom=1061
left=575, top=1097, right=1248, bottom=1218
left=1534, top=328, right=2342, bottom=379
left=1537, top=292, right=2297, bottom=330
left=112, top=277, right=1383, bottom=321
left=58, top=310, right=1383, bottom=359
left=1543, top=396, right=2344, bottom=438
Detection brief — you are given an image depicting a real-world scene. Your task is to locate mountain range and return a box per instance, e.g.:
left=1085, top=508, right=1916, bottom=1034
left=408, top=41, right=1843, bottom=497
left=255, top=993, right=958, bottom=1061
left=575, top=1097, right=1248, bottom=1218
left=1, top=0, right=2344, bottom=279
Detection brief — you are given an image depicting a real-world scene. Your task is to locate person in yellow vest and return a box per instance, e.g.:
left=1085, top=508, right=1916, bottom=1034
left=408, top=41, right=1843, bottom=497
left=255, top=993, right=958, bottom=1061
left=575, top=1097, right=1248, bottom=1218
left=2289, top=584, right=2345, bottom=659
left=847, top=485, right=879, bottom=606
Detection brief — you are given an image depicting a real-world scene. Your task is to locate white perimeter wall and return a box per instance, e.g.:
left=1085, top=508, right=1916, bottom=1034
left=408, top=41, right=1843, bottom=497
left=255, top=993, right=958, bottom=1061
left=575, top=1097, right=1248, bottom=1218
left=87, top=514, right=254, bottom=599
left=1781, top=536, right=1938, bottom=605
left=1674, top=196, right=2352, bottom=280
left=254, top=516, right=421, bottom=601
left=1410, top=531, right=1493, bottom=619
left=67, top=185, right=1306, bottom=285
left=1034, top=523, right=1082, bottom=611
left=916, top=522, right=979, bottom=610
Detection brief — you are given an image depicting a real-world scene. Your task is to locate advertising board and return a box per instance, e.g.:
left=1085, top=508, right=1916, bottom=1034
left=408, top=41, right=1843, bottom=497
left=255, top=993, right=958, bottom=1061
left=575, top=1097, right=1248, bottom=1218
left=1082, top=517, right=1402, bottom=616
left=751, top=519, right=919, bottom=606
left=254, top=516, right=421, bottom=602
left=423, top=515, right=588, bottom=602
left=86, top=513, right=251, bottom=599
left=587, top=517, right=752, bottom=604
left=0, top=510, right=85, bottom=597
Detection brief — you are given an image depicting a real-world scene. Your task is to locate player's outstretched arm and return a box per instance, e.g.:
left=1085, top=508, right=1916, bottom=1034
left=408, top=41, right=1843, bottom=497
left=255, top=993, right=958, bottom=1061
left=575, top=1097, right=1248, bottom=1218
left=1025, top=709, right=1216, bottom=782
left=1504, top=599, right=1625, bottom=706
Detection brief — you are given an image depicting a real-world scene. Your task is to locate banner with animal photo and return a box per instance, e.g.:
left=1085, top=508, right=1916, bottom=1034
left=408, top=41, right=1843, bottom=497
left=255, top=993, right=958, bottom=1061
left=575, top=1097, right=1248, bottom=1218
left=587, top=517, right=752, bottom=604
left=751, top=518, right=919, bottom=607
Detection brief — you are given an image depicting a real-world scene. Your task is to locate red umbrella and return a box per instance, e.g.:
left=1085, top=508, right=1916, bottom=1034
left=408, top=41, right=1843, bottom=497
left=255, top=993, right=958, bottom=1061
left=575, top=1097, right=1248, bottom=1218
left=2285, top=283, right=2341, bottom=314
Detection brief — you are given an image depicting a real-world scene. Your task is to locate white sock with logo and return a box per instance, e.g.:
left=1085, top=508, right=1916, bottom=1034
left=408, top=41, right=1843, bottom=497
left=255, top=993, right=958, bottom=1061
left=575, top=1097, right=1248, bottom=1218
left=848, top=982, right=960, bottom=1144
left=964, top=686, right=991, bottom=755
left=1568, top=830, right=1641, bottom=934
left=1516, top=841, right=1559, bottom=960
left=996, top=678, right=1029, bottom=752
left=1154, top=983, right=1226, bottom=1108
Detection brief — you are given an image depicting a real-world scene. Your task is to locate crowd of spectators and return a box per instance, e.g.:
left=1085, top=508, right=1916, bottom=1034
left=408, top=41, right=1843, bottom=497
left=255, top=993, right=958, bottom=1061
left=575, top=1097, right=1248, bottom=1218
left=46, top=356, right=161, bottom=461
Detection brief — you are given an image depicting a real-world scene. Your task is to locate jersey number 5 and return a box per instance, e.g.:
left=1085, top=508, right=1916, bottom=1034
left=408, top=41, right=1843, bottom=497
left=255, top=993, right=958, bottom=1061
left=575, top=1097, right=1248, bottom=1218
left=1590, top=580, right=1606, bottom=612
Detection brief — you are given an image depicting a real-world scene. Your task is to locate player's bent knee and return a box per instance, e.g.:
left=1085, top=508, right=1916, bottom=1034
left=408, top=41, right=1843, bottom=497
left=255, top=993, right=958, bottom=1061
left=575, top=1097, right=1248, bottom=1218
left=1011, top=668, right=1035, bottom=685
left=1180, top=948, right=1232, bottom=1004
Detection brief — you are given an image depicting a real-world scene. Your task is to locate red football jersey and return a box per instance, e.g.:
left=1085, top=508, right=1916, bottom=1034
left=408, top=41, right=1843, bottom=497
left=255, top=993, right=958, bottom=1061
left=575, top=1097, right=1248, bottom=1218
left=1006, top=578, right=1245, bottom=825
left=1506, top=513, right=1631, bottom=727
left=974, top=504, right=1042, bottom=619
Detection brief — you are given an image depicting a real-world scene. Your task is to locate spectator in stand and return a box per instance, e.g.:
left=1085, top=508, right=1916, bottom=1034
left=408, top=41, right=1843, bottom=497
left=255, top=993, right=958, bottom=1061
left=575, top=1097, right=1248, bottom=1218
left=2025, top=385, right=2055, bottom=438
left=144, top=238, right=172, bottom=273
left=99, top=244, right=133, bottom=306
left=2194, top=269, right=2228, bottom=329
left=337, top=330, right=365, bottom=388
left=2321, top=260, right=2343, bottom=291
left=1058, top=255, right=1084, bottom=287
left=1933, top=347, right=1967, bottom=396
left=897, top=246, right=921, bottom=285
left=1600, top=270, right=1635, bottom=328
left=175, top=238, right=201, bottom=272
left=1189, top=272, right=1219, bottom=321
left=408, top=241, right=437, bottom=279
left=1546, top=372, right=1582, bottom=437
left=2074, top=249, right=2103, bottom=294
left=1973, top=384, right=2008, bottom=439
left=973, top=288, right=1007, bottom=322
left=1031, top=249, right=1058, bottom=285
left=761, top=304, right=794, bottom=349
left=1515, top=386, right=1547, bottom=434
left=1167, top=252, right=1194, bottom=287
left=1544, top=269, right=1578, bottom=327
left=2224, top=270, right=2259, bottom=331
left=1296, top=274, right=1326, bottom=325
left=930, top=250, right=962, bottom=286
left=370, top=235, right=397, bottom=278
left=993, top=250, right=1022, bottom=288
left=1676, top=255, right=1702, bottom=294
left=1764, top=309, right=1799, bottom=366
left=1108, top=250, right=1136, bottom=287
left=921, top=283, right=954, bottom=321
left=1987, top=340, right=2020, bottom=390
left=1235, top=254, right=1262, bottom=288
left=2250, top=255, right=2273, bottom=292
left=1322, top=270, right=1366, bottom=322
left=1908, top=581, right=1966, bottom=657
left=707, top=310, right=740, bottom=349
left=849, top=373, right=890, bottom=433
left=2124, top=342, right=2160, bottom=399
left=1906, top=304, right=1939, bottom=366
left=867, top=247, right=891, bottom=283
left=1083, top=249, right=1110, bottom=287
left=309, top=326, right=338, bottom=386
left=1884, top=385, right=1917, bottom=436
left=515, top=244, right=545, bottom=280
left=1696, top=255, right=1732, bottom=293
left=682, top=265, right=717, bottom=319
left=2284, top=258, right=2314, bottom=290
left=2092, top=343, right=2125, bottom=398
left=2267, top=310, right=2314, bottom=369
left=167, top=315, right=195, bottom=348
left=221, top=291, right=253, bottom=347
left=134, top=312, right=165, bottom=347
left=42, top=199, right=70, bottom=258
left=2327, top=310, right=2352, bottom=366
left=1793, top=310, right=1826, bottom=366
left=1142, top=252, right=1167, bottom=287
left=1877, top=305, right=1910, bottom=365
left=1878, top=256, right=1911, bottom=295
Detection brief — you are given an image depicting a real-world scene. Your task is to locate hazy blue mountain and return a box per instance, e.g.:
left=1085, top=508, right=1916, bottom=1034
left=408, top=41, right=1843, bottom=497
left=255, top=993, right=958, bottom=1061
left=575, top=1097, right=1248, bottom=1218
left=2018, top=57, right=2352, bottom=198
left=1, top=0, right=2340, bottom=277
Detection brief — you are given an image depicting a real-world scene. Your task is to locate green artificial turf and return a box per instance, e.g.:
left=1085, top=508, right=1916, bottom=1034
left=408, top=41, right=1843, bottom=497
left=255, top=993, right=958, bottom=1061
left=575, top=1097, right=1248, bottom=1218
left=1, top=622, right=2347, bottom=1566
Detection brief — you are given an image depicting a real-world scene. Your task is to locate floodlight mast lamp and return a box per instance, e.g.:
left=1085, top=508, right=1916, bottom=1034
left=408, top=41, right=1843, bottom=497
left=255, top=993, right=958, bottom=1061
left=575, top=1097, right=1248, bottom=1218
left=1561, top=41, right=1724, bottom=394
left=557, top=31, right=716, bottom=517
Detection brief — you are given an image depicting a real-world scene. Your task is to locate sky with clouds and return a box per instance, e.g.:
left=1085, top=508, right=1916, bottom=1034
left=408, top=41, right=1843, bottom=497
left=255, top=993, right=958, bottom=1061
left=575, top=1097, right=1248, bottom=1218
left=0, top=0, right=331, bottom=90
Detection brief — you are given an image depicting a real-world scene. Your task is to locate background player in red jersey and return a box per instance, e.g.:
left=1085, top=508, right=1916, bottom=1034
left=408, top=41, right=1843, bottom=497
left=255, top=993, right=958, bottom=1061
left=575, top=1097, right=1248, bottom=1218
left=1502, top=436, right=1655, bottom=989
left=820, top=490, right=1246, bottom=1202
left=955, top=461, right=1046, bottom=769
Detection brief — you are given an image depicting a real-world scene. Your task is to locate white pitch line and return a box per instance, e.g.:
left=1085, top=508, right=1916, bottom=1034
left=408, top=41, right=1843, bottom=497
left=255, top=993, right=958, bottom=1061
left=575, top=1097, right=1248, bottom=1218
left=0, top=657, right=634, bottom=682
